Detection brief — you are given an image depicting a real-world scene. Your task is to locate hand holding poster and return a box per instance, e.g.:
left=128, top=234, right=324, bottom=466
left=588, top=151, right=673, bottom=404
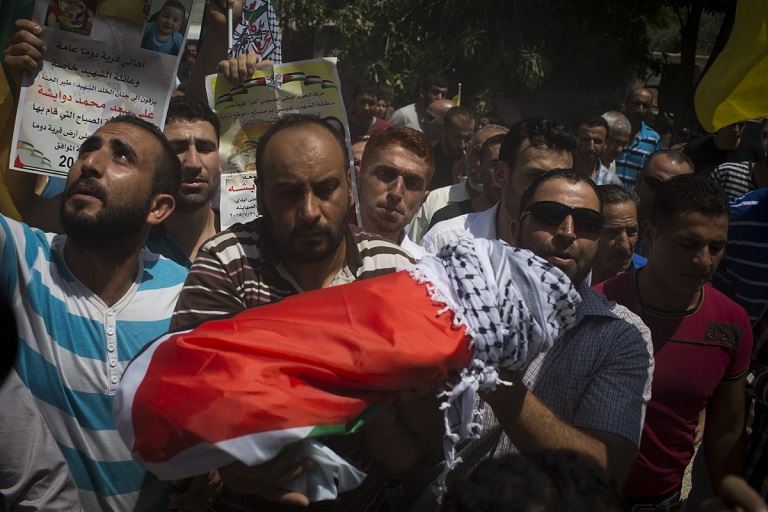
left=11, top=0, right=199, bottom=177
left=205, top=57, right=354, bottom=229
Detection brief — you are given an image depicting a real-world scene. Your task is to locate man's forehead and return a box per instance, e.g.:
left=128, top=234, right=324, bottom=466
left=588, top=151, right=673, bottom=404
left=164, top=120, right=218, bottom=141
left=365, top=145, right=430, bottom=175
left=533, top=178, right=600, bottom=208
left=646, top=156, right=692, bottom=178
left=604, top=201, right=637, bottom=221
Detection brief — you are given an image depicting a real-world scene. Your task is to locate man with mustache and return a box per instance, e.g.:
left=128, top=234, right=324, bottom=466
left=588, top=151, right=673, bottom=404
left=357, top=125, right=435, bottom=259
left=0, top=116, right=188, bottom=510
left=595, top=174, right=752, bottom=509
left=169, top=114, right=417, bottom=510
left=405, top=168, right=653, bottom=511
left=145, top=96, right=221, bottom=268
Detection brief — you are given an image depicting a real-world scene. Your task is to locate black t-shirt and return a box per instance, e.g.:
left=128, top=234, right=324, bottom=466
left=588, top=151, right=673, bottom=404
left=684, top=121, right=766, bottom=175
left=428, top=199, right=477, bottom=231
left=430, top=140, right=457, bottom=190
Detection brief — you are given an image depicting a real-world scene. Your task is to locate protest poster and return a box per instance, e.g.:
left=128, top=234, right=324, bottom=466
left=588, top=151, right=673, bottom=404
left=205, top=57, right=355, bottom=229
left=228, top=0, right=282, bottom=63
left=11, top=0, right=199, bottom=177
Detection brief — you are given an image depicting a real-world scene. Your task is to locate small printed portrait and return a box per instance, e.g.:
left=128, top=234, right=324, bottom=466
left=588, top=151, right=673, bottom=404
left=141, top=0, right=189, bottom=56
left=45, top=0, right=97, bottom=36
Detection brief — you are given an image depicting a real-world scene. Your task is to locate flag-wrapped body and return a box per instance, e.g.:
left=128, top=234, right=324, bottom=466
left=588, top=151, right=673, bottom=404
left=114, top=238, right=581, bottom=497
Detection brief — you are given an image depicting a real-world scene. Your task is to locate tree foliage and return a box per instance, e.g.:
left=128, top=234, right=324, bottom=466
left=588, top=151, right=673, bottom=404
left=276, top=0, right=728, bottom=125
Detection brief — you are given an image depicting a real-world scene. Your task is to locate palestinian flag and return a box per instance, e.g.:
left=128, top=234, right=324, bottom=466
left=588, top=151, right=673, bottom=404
left=114, top=239, right=580, bottom=496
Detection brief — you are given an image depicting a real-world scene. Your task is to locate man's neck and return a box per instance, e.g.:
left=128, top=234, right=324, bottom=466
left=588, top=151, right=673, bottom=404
left=637, top=265, right=701, bottom=312
left=471, top=193, right=494, bottom=212
left=164, top=206, right=217, bottom=261
left=574, top=158, right=598, bottom=179
left=494, top=204, right=514, bottom=245
left=713, top=134, right=741, bottom=152
left=282, top=242, right=348, bottom=292
left=63, top=238, right=143, bottom=307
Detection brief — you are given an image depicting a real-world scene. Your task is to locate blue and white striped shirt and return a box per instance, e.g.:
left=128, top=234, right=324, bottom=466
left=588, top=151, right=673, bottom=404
left=712, top=188, right=768, bottom=325
left=0, top=215, right=187, bottom=511
left=615, top=122, right=663, bottom=189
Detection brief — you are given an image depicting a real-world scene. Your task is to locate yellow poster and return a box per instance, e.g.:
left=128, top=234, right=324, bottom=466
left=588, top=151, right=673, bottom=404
left=205, top=57, right=353, bottom=228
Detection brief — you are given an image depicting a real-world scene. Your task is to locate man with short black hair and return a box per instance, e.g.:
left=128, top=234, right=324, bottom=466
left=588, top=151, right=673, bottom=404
left=573, top=117, right=622, bottom=186
left=406, top=169, right=653, bottom=510
left=634, top=149, right=694, bottom=256
left=348, top=82, right=390, bottom=142
left=420, top=117, right=575, bottom=253
left=389, top=75, right=449, bottom=132
left=0, top=116, right=188, bottom=510
left=430, top=106, right=474, bottom=190
left=595, top=174, right=752, bottom=509
left=145, top=95, right=221, bottom=267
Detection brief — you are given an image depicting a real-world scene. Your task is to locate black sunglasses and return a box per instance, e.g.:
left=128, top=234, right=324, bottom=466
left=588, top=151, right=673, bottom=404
left=641, top=174, right=665, bottom=192
left=520, top=201, right=604, bottom=234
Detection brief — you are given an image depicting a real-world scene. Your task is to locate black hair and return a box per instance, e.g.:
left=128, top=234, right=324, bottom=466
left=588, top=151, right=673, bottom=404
left=161, top=0, right=186, bottom=19
left=104, top=115, right=181, bottom=198
left=440, top=450, right=625, bottom=512
left=499, top=118, right=576, bottom=172
left=578, top=117, right=611, bottom=139
left=649, top=174, right=729, bottom=228
left=353, top=82, right=379, bottom=100
left=519, top=168, right=602, bottom=217
left=166, top=95, right=221, bottom=141
left=255, top=114, right=349, bottom=189
left=421, top=75, right=450, bottom=91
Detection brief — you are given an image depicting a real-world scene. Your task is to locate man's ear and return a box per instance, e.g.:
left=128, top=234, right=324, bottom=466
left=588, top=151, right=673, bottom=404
left=420, top=189, right=430, bottom=207
left=146, top=194, right=175, bottom=226
left=643, top=219, right=655, bottom=252
left=493, top=161, right=509, bottom=189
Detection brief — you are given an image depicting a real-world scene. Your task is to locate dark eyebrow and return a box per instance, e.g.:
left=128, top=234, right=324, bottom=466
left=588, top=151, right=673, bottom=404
left=78, top=135, right=103, bottom=156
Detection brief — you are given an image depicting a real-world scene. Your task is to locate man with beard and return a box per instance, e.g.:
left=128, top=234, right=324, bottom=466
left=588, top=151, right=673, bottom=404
left=357, top=125, right=434, bottom=258
left=429, top=106, right=475, bottom=190
left=145, top=96, right=221, bottom=267
left=169, top=114, right=416, bottom=510
left=0, top=116, right=188, bottom=510
left=405, top=169, right=653, bottom=511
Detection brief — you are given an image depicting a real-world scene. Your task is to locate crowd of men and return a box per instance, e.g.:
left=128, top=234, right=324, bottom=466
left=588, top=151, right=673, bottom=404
left=2, top=4, right=768, bottom=512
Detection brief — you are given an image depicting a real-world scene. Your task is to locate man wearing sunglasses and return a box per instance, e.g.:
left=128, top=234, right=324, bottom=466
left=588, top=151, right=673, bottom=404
left=595, top=174, right=752, bottom=511
left=634, top=149, right=694, bottom=256
left=485, top=172, right=653, bottom=485
left=406, top=169, right=653, bottom=510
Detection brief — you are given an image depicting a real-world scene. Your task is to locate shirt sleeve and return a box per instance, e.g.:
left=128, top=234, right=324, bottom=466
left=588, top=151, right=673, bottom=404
left=170, top=241, right=247, bottom=330
left=0, top=370, right=81, bottom=511
left=570, top=311, right=654, bottom=448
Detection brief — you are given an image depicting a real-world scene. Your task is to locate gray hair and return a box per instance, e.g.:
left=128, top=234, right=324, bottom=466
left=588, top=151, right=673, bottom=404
left=601, top=111, right=631, bottom=135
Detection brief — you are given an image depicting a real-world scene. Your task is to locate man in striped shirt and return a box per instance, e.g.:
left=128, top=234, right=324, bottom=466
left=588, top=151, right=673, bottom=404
left=170, top=114, right=416, bottom=511
left=0, top=116, right=188, bottom=510
left=614, top=88, right=663, bottom=189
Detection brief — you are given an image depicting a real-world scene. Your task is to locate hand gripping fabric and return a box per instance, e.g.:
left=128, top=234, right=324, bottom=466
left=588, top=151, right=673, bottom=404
left=114, top=238, right=580, bottom=500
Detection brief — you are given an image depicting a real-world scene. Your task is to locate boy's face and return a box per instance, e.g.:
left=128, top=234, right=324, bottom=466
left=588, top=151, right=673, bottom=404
left=157, top=5, right=183, bottom=36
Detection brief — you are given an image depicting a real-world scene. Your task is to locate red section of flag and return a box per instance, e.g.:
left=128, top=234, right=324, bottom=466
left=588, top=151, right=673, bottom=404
left=130, top=271, right=472, bottom=464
